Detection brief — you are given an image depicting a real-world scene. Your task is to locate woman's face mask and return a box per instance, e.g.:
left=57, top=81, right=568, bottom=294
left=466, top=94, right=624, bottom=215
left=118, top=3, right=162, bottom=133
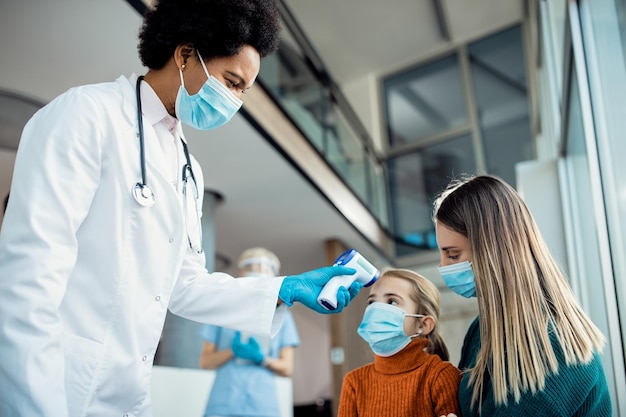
left=438, top=261, right=476, bottom=298
left=357, top=302, right=424, bottom=357
left=175, top=50, right=243, bottom=130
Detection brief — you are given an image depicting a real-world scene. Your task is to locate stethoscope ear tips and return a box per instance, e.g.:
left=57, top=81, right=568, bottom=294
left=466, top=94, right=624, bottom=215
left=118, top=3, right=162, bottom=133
left=133, top=182, right=156, bottom=207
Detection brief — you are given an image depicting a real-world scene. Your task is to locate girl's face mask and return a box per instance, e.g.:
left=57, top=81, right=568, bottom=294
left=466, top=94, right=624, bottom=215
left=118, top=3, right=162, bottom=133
left=175, top=50, right=243, bottom=130
left=357, top=302, right=423, bottom=357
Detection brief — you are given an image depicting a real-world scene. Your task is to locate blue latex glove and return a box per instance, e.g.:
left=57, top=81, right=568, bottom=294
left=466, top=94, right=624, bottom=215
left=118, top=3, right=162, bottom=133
left=279, top=266, right=361, bottom=314
left=231, top=332, right=264, bottom=364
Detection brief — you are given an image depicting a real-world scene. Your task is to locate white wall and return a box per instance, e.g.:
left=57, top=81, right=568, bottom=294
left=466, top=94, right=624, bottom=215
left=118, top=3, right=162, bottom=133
left=516, top=160, right=568, bottom=273
left=151, top=365, right=293, bottom=417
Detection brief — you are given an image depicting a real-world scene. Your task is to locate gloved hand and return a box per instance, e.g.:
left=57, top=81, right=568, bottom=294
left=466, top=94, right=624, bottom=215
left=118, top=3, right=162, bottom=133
left=231, top=332, right=265, bottom=364
left=279, top=266, right=361, bottom=314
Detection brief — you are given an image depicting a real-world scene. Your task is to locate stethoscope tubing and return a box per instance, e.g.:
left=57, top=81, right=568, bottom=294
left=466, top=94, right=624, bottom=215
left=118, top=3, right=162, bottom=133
left=136, top=75, right=148, bottom=188
left=134, top=75, right=195, bottom=207
left=134, top=75, right=203, bottom=252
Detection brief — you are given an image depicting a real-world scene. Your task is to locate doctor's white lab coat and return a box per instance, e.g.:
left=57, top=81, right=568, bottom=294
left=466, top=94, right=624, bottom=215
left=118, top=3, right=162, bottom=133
left=0, top=74, right=285, bottom=417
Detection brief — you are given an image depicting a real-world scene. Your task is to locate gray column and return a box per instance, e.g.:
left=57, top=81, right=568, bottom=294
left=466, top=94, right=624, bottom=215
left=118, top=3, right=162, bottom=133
left=155, top=190, right=222, bottom=368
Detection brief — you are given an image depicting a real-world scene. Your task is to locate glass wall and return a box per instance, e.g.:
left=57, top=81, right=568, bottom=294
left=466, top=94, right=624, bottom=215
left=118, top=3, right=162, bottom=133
left=578, top=0, right=626, bottom=362
left=258, top=29, right=389, bottom=229
left=562, top=65, right=619, bottom=403
left=383, top=25, right=533, bottom=257
left=384, top=55, right=467, bottom=146
left=469, top=26, right=534, bottom=186
left=539, top=0, right=626, bottom=412
left=388, top=134, right=475, bottom=256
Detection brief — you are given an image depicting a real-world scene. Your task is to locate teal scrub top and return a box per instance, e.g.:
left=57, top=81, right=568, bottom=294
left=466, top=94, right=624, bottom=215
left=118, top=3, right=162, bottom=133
left=200, top=310, right=300, bottom=417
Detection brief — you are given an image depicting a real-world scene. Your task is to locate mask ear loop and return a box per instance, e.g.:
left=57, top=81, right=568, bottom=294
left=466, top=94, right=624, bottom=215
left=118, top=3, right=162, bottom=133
left=194, top=48, right=243, bottom=108
left=406, top=314, right=425, bottom=338
left=178, top=51, right=189, bottom=87
left=196, top=49, right=211, bottom=79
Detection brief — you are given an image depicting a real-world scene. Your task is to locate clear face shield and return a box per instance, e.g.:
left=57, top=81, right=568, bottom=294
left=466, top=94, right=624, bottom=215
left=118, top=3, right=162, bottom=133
left=238, top=256, right=279, bottom=278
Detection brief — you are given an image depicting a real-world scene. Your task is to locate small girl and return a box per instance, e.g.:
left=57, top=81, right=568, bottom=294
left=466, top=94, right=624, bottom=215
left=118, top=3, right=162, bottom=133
left=338, top=268, right=461, bottom=417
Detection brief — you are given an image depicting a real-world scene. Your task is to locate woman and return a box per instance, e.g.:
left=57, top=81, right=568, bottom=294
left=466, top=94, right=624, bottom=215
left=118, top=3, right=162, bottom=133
left=433, top=174, right=611, bottom=416
left=0, top=1, right=358, bottom=416
left=199, top=247, right=300, bottom=417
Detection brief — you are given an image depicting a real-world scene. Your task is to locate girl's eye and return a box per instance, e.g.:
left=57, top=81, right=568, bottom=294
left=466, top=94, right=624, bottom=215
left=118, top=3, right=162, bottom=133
left=387, top=299, right=398, bottom=306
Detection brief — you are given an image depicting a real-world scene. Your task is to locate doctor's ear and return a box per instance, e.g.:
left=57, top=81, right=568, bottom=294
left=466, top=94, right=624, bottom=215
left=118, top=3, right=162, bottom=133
left=175, top=43, right=195, bottom=69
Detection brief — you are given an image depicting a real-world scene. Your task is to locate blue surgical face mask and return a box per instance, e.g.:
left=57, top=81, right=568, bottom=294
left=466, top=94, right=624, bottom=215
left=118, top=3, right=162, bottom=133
left=175, top=50, right=243, bottom=130
left=357, top=302, right=423, bottom=357
left=438, top=261, right=476, bottom=298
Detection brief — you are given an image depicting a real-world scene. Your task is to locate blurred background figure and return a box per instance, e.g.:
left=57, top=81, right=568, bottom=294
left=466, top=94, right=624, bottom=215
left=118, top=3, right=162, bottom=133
left=199, top=247, right=300, bottom=417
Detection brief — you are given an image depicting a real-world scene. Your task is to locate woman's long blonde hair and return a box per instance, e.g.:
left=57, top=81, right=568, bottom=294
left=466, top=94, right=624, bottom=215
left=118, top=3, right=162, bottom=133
left=379, top=268, right=450, bottom=361
left=433, top=174, right=605, bottom=409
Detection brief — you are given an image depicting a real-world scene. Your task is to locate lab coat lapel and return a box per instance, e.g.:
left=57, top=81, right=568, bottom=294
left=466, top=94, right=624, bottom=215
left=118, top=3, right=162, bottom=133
left=119, top=74, right=177, bottom=190
left=142, top=122, right=172, bottom=186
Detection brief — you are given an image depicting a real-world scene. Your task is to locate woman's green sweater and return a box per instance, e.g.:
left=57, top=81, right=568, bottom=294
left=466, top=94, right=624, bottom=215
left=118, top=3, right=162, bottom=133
left=458, top=317, right=612, bottom=416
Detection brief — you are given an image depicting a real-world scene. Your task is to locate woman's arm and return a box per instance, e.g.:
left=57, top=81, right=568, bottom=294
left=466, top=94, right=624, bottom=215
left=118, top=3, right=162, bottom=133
left=198, top=341, right=233, bottom=369
left=263, top=345, right=294, bottom=377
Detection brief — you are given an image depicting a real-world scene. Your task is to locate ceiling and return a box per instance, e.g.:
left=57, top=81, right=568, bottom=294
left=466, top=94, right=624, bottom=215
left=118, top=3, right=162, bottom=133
left=0, top=0, right=522, bottom=279
left=282, top=0, right=523, bottom=84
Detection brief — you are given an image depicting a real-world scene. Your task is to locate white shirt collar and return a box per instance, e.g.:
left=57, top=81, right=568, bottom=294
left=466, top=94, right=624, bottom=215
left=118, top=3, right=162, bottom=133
left=139, top=79, right=180, bottom=135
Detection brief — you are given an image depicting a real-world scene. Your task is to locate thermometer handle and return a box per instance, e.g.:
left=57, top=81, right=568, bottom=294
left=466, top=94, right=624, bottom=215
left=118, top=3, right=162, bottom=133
left=317, top=275, right=360, bottom=310
left=317, top=249, right=379, bottom=310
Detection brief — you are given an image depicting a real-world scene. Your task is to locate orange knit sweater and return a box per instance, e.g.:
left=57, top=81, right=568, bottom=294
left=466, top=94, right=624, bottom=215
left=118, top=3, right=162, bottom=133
left=338, top=338, right=461, bottom=417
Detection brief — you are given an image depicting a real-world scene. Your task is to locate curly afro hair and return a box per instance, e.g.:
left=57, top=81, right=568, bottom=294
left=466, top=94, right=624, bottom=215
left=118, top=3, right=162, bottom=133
left=138, top=0, right=282, bottom=70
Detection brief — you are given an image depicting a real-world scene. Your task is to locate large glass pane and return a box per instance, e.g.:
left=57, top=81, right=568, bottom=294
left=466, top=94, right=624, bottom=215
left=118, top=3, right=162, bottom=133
left=580, top=0, right=626, bottom=328
left=544, top=0, right=568, bottom=91
left=469, top=25, right=534, bottom=186
left=388, top=134, right=476, bottom=256
left=384, top=55, right=467, bottom=147
left=258, top=31, right=390, bottom=228
left=563, top=64, right=621, bottom=413
left=368, top=158, right=389, bottom=229
left=326, top=104, right=368, bottom=204
left=579, top=0, right=626, bottom=401
left=537, top=1, right=565, bottom=157
left=259, top=37, right=329, bottom=151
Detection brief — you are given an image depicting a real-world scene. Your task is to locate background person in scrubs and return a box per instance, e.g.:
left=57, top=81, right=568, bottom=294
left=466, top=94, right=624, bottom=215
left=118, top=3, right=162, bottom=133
left=199, top=247, right=300, bottom=417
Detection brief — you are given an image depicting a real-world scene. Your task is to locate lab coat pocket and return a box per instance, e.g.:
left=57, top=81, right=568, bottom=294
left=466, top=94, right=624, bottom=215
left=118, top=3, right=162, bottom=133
left=62, top=332, right=103, bottom=415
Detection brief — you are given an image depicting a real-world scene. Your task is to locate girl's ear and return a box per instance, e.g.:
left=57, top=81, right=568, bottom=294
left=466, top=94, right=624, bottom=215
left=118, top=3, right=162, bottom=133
left=419, top=316, right=436, bottom=336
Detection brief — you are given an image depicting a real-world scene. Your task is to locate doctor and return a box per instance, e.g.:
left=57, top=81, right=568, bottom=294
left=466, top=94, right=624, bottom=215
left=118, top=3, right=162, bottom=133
left=0, top=1, right=360, bottom=416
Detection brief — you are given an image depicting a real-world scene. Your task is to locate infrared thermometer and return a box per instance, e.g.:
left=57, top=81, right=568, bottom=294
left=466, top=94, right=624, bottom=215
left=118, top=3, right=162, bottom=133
left=317, top=249, right=379, bottom=310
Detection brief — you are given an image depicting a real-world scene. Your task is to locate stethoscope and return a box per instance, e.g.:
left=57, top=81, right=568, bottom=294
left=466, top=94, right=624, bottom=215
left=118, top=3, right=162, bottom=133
left=132, top=75, right=198, bottom=208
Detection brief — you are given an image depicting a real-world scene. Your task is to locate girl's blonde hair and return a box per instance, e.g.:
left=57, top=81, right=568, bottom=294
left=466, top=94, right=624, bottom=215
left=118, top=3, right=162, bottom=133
left=379, top=268, right=450, bottom=361
left=433, top=174, right=605, bottom=409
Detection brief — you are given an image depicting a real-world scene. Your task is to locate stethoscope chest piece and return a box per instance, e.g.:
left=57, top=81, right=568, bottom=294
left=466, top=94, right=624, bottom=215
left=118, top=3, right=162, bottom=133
left=133, top=182, right=155, bottom=207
